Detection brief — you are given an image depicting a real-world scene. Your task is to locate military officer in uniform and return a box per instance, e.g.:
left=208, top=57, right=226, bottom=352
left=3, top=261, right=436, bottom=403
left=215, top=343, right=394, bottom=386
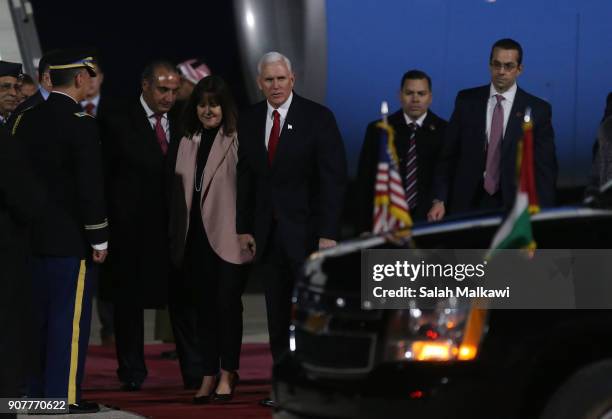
left=11, top=49, right=108, bottom=414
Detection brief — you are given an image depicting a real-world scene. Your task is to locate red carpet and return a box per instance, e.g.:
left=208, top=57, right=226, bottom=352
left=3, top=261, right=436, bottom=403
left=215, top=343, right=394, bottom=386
left=83, top=343, right=274, bottom=418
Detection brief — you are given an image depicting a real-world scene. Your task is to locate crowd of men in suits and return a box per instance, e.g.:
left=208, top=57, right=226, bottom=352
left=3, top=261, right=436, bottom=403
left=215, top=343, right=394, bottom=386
left=0, top=37, right=560, bottom=412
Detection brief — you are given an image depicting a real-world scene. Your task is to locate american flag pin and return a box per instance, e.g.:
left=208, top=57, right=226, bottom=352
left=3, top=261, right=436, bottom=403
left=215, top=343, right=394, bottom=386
left=288, top=124, right=293, bottom=130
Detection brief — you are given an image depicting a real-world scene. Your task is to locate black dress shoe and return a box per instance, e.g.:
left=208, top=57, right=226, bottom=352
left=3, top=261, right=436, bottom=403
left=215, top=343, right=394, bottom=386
left=259, top=397, right=277, bottom=408
left=212, top=372, right=239, bottom=403
left=69, top=400, right=100, bottom=414
left=120, top=381, right=142, bottom=391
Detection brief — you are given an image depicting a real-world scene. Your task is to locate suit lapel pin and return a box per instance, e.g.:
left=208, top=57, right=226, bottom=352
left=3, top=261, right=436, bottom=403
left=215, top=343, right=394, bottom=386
left=429, top=124, right=436, bottom=131
left=288, top=124, right=293, bottom=130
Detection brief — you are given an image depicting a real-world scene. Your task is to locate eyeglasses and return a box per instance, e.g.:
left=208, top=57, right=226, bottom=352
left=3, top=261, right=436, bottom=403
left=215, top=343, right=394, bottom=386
left=0, top=82, right=21, bottom=92
left=490, top=61, right=518, bottom=72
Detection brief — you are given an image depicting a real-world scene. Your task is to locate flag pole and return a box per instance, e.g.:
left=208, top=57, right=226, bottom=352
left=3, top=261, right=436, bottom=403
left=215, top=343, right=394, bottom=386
left=381, top=101, right=389, bottom=123
left=378, top=100, right=414, bottom=244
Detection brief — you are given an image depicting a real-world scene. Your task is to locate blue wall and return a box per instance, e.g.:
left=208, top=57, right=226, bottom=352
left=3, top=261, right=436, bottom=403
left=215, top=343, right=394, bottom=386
left=325, top=0, right=612, bottom=186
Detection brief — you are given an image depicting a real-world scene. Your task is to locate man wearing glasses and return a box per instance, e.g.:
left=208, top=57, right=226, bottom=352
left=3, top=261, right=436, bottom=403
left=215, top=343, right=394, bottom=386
left=429, top=38, right=557, bottom=220
left=0, top=60, right=22, bottom=128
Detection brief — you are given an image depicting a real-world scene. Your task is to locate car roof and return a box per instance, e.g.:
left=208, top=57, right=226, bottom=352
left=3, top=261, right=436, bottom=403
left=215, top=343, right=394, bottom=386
left=308, top=206, right=612, bottom=262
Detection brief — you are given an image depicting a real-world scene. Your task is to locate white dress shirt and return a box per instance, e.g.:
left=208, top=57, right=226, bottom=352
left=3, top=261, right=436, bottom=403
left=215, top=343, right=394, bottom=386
left=403, top=111, right=428, bottom=128
left=486, top=83, right=517, bottom=142
left=264, top=92, right=293, bottom=149
left=140, top=94, right=170, bottom=142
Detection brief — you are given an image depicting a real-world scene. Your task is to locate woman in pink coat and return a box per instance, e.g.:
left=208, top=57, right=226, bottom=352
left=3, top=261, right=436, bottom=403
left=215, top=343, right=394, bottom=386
left=170, top=75, right=252, bottom=403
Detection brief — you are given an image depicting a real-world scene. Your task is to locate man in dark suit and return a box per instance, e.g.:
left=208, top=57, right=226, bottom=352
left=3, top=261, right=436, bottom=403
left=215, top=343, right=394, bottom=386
left=356, top=70, right=447, bottom=231
left=106, top=60, right=201, bottom=391
left=80, top=61, right=118, bottom=119
left=429, top=38, right=557, bottom=220
left=11, top=49, right=108, bottom=413
left=236, top=51, right=347, bottom=401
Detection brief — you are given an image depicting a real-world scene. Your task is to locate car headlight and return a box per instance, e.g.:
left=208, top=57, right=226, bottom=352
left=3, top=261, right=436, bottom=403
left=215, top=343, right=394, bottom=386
left=383, top=298, right=488, bottom=362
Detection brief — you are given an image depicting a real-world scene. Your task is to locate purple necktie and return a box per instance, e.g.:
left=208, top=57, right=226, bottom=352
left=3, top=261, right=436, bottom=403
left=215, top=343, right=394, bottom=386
left=484, top=94, right=504, bottom=195
left=404, top=123, right=418, bottom=209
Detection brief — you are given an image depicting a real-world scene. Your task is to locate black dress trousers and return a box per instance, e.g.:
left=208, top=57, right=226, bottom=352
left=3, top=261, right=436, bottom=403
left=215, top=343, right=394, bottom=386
left=259, top=222, right=302, bottom=364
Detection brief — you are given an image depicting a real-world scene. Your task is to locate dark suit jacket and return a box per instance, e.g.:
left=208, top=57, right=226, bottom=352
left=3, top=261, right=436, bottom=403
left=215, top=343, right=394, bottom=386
left=433, top=85, right=557, bottom=214
left=0, top=128, right=43, bottom=270
left=0, top=129, right=44, bottom=397
left=11, top=93, right=108, bottom=257
left=95, top=95, right=123, bottom=140
left=88, top=94, right=124, bottom=196
left=6, top=89, right=45, bottom=132
left=355, top=109, right=447, bottom=231
left=236, top=93, right=347, bottom=263
left=88, top=94, right=124, bottom=300
left=105, top=99, right=180, bottom=307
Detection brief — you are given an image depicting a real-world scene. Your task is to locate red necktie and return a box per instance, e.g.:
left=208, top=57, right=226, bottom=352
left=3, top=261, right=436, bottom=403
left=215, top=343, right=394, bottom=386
left=154, top=114, right=168, bottom=156
left=267, top=110, right=280, bottom=165
left=84, top=102, right=95, bottom=116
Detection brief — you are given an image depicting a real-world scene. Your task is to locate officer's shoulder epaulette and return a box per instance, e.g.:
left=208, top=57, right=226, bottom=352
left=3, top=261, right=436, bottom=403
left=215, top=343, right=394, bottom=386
left=74, top=111, right=94, bottom=118
left=11, top=106, right=34, bottom=135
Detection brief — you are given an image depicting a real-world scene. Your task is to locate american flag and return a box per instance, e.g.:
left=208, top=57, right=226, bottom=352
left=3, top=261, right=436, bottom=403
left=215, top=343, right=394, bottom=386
left=373, top=114, right=413, bottom=234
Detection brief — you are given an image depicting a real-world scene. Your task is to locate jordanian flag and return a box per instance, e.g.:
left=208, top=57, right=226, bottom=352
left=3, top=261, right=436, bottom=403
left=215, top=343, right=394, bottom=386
left=488, top=108, right=539, bottom=256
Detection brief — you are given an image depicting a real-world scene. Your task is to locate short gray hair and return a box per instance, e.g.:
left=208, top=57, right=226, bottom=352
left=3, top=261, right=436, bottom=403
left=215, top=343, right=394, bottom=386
left=257, top=51, right=292, bottom=75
